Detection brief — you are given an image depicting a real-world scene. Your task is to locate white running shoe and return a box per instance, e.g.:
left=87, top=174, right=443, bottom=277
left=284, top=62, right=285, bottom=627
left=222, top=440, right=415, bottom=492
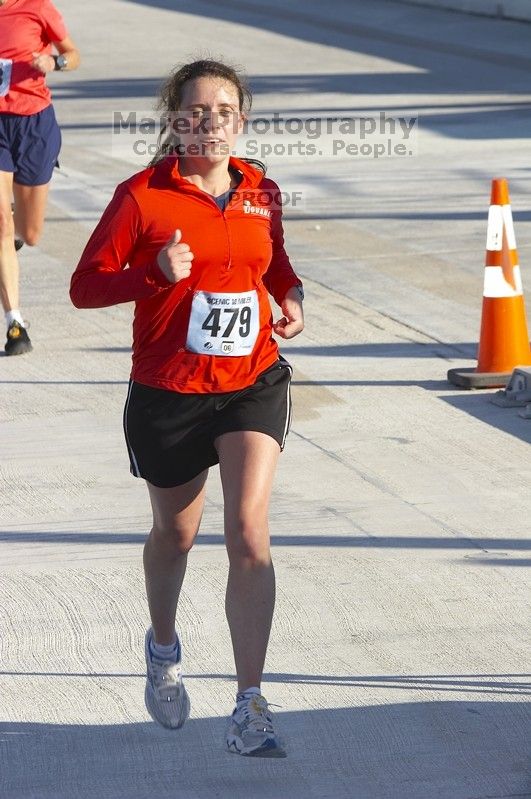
left=144, top=628, right=190, bottom=729
left=226, top=693, right=286, bottom=757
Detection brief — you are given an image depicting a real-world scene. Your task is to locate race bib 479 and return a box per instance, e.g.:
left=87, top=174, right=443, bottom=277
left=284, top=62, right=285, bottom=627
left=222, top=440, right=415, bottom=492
left=186, top=290, right=259, bottom=356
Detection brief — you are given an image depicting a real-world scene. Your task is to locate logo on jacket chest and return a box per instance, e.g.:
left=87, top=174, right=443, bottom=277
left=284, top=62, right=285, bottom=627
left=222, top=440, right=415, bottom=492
left=243, top=200, right=272, bottom=218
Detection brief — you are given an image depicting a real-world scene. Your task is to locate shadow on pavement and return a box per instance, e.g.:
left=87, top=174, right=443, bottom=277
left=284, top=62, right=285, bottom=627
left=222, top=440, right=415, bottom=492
left=0, top=531, right=529, bottom=553
left=50, top=1, right=531, bottom=141
left=51, top=75, right=531, bottom=142
left=285, top=342, right=477, bottom=359
left=1, top=670, right=529, bottom=694
left=0, top=701, right=528, bottom=799
left=111, top=0, right=531, bottom=141
left=70, top=342, right=477, bottom=359
left=441, top=393, right=531, bottom=446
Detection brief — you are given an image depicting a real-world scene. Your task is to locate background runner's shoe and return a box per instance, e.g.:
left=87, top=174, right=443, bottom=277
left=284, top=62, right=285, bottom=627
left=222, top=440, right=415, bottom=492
left=144, top=628, right=190, bottom=729
left=226, top=693, right=286, bottom=757
left=5, top=321, right=32, bottom=356
left=10, top=204, right=23, bottom=251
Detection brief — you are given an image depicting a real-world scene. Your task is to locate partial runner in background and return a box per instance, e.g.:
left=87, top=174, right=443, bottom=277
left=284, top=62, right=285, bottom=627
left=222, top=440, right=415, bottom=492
left=0, top=0, right=80, bottom=355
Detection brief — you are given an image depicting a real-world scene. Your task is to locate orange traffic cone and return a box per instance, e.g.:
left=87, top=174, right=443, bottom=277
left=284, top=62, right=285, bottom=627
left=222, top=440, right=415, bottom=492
left=448, top=177, right=531, bottom=388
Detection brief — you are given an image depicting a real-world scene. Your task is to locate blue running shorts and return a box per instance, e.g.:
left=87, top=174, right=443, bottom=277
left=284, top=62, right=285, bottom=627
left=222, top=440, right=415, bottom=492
left=0, top=104, right=61, bottom=186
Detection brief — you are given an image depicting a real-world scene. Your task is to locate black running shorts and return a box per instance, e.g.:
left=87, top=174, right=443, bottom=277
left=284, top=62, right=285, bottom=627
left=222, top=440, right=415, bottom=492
left=123, top=358, right=293, bottom=488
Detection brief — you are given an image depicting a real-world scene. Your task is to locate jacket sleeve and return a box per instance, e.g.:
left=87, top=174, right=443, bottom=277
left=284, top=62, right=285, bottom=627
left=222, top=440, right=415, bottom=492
left=261, top=181, right=303, bottom=306
left=69, top=184, right=172, bottom=309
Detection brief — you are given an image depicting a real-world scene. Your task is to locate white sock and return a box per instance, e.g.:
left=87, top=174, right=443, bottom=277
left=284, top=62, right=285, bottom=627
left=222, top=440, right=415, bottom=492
left=237, top=686, right=261, bottom=703
left=5, top=310, right=24, bottom=327
left=150, top=635, right=180, bottom=662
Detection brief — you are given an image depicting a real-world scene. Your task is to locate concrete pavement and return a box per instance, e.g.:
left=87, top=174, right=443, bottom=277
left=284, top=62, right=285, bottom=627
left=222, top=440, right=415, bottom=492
left=399, top=0, right=531, bottom=22
left=1, top=2, right=530, bottom=798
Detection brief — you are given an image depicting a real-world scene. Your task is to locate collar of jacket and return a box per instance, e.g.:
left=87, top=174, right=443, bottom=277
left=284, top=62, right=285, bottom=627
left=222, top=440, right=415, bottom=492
left=150, top=155, right=264, bottom=191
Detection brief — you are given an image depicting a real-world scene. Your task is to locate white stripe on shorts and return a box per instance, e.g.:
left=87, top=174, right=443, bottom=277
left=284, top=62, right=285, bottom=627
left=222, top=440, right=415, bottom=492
left=123, top=381, right=141, bottom=477
left=280, top=363, right=293, bottom=450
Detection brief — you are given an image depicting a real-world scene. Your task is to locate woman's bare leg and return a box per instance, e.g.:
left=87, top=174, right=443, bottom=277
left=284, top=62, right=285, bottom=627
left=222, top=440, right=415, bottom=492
left=216, top=431, right=280, bottom=691
left=0, top=171, right=17, bottom=312
left=144, top=470, right=208, bottom=645
left=12, top=181, right=50, bottom=246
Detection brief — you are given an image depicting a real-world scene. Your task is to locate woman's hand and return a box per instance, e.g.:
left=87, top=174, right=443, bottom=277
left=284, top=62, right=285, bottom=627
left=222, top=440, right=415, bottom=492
left=156, top=229, right=194, bottom=283
left=31, top=52, right=55, bottom=75
left=273, top=286, right=304, bottom=339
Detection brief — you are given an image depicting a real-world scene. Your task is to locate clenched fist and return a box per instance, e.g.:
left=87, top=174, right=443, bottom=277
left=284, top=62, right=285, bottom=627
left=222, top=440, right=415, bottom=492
left=156, top=229, right=194, bottom=284
left=31, top=52, right=55, bottom=75
left=273, top=286, right=304, bottom=340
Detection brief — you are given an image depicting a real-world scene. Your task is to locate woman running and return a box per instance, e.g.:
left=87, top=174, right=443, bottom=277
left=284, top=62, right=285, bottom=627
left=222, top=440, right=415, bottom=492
left=70, top=58, right=304, bottom=758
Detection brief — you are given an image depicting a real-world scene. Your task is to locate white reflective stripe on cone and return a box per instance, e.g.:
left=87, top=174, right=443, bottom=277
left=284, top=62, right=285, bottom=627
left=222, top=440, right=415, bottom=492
left=486, top=204, right=517, bottom=251
left=502, top=205, right=517, bottom=249
left=483, top=264, right=523, bottom=298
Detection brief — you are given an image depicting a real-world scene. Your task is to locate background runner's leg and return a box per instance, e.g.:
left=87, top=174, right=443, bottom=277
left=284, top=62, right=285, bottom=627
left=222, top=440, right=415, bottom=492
left=0, top=170, right=18, bottom=312
left=12, top=182, right=50, bottom=246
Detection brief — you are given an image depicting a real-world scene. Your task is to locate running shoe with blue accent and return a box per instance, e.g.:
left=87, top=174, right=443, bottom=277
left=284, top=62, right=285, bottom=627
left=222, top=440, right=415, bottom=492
left=226, top=693, right=286, bottom=757
left=144, top=628, right=190, bottom=729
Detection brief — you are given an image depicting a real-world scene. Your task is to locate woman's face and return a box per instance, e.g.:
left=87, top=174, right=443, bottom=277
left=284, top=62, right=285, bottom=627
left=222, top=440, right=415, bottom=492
left=171, top=76, right=244, bottom=163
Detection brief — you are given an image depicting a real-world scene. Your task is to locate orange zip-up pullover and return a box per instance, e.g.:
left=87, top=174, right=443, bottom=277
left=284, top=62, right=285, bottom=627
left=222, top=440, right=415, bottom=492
left=70, top=156, right=302, bottom=393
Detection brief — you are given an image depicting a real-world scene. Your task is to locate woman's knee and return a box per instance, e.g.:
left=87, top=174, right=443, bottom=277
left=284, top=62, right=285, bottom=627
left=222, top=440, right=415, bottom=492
left=17, top=223, right=42, bottom=247
left=149, top=522, right=196, bottom=556
left=226, top=520, right=271, bottom=565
